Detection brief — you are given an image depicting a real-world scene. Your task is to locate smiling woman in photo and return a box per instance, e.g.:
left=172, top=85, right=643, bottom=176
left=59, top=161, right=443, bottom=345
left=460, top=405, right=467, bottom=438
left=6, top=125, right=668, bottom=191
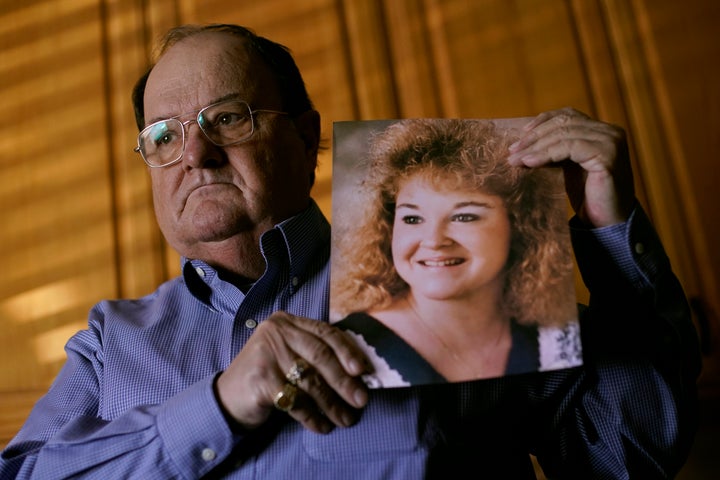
left=331, top=118, right=582, bottom=387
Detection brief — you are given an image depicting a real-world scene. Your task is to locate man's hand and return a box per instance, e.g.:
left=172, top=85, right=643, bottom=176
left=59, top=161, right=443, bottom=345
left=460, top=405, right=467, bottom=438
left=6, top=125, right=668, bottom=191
left=216, top=312, right=371, bottom=434
left=507, top=107, right=636, bottom=227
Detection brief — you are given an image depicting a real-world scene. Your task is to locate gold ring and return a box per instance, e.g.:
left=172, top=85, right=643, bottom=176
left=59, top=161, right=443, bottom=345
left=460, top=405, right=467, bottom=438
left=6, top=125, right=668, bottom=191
left=272, top=383, right=298, bottom=412
left=285, top=358, right=311, bottom=385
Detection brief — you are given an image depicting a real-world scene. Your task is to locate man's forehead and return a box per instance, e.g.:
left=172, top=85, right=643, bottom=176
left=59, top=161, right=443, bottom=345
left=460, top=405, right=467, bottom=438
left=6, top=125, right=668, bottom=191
left=144, top=33, right=265, bottom=118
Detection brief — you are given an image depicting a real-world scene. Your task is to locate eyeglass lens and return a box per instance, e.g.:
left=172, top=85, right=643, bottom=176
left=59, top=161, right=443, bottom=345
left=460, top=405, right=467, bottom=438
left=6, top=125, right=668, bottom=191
left=138, top=100, right=255, bottom=167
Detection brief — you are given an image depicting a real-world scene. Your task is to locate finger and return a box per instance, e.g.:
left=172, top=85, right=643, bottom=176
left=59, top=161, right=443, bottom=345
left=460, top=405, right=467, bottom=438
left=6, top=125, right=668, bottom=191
left=288, top=368, right=362, bottom=431
left=518, top=108, right=561, bottom=132
left=291, top=316, right=372, bottom=376
left=275, top=316, right=370, bottom=409
left=271, top=312, right=371, bottom=380
left=267, top=377, right=336, bottom=434
left=259, top=312, right=369, bottom=431
left=272, top=355, right=362, bottom=432
left=228, top=312, right=371, bottom=434
left=285, top=357, right=312, bottom=385
left=529, top=107, right=590, bottom=131
left=515, top=137, right=612, bottom=170
left=283, top=386, right=340, bottom=434
left=509, top=108, right=591, bottom=156
left=509, top=121, right=622, bottom=170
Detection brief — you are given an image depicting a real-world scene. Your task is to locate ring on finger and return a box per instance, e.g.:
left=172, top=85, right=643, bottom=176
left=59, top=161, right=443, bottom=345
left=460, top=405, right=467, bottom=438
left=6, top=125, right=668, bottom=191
left=285, top=358, right=311, bottom=385
left=273, top=383, right=298, bottom=412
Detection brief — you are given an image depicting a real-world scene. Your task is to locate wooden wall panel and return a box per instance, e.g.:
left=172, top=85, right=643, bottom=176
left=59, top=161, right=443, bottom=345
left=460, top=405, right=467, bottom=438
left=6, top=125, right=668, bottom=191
left=0, top=1, right=116, bottom=385
left=631, top=0, right=720, bottom=386
left=105, top=0, right=168, bottom=298
left=422, top=0, right=591, bottom=118
left=601, top=0, right=700, bottom=292
left=382, top=0, right=443, bottom=118
left=0, top=0, right=119, bottom=446
left=341, top=0, right=398, bottom=119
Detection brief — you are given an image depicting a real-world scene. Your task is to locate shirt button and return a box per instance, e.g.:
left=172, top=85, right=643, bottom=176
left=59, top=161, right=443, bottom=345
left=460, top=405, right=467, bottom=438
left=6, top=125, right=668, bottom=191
left=195, top=266, right=206, bottom=278
left=245, top=319, right=257, bottom=329
left=291, top=276, right=299, bottom=287
left=201, top=447, right=216, bottom=461
left=634, top=242, right=645, bottom=255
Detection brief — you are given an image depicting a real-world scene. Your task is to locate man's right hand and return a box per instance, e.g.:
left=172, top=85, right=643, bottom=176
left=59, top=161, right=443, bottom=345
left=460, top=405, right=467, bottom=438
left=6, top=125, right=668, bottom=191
left=215, top=311, right=371, bottom=434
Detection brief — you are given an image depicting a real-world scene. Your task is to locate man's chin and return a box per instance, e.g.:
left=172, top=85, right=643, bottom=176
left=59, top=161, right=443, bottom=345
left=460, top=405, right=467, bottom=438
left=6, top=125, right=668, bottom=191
left=191, top=219, right=253, bottom=241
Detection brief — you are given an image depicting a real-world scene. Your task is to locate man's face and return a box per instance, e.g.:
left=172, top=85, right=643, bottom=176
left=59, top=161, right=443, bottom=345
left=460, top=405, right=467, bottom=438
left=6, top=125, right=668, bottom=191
left=142, top=32, right=318, bottom=260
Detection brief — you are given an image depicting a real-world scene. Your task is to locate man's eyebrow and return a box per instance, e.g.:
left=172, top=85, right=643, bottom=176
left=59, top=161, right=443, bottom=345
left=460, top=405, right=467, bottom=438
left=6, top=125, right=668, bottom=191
left=213, top=92, right=243, bottom=103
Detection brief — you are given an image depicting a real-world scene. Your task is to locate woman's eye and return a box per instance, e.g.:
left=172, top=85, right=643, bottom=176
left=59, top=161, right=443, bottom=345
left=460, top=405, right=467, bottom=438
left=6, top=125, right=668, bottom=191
left=401, top=215, right=423, bottom=225
left=452, top=213, right=479, bottom=222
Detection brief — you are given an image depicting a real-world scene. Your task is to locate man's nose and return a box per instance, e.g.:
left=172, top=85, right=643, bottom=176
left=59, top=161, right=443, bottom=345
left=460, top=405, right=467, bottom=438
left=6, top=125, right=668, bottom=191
left=181, top=120, right=223, bottom=168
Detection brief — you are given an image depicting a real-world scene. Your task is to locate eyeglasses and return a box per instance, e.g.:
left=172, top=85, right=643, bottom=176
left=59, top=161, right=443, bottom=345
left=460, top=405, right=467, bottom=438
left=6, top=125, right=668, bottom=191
left=134, top=100, right=288, bottom=168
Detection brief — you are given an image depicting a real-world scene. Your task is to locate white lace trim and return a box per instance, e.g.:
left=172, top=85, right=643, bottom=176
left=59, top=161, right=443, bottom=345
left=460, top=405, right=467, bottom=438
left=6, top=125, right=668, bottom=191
left=344, top=331, right=411, bottom=388
left=538, top=321, right=583, bottom=371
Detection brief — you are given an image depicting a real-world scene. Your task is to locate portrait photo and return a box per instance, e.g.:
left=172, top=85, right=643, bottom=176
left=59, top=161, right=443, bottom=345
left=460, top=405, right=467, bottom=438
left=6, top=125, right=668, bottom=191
left=330, top=118, right=583, bottom=388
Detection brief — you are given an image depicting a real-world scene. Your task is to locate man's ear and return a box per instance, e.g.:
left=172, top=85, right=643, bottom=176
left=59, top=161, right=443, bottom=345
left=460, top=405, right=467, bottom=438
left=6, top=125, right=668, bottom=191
left=294, top=109, right=321, bottom=157
left=293, top=109, right=321, bottom=188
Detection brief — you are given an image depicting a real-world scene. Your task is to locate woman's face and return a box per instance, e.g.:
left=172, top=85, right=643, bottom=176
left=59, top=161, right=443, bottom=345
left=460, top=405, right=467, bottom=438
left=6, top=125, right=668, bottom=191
left=391, top=175, right=512, bottom=302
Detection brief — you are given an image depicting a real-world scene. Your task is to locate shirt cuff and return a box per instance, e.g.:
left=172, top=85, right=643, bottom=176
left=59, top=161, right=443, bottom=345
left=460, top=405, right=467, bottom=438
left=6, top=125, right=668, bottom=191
left=570, top=205, right=669, bottom=292
left=156, top=375, right=236, bottom=477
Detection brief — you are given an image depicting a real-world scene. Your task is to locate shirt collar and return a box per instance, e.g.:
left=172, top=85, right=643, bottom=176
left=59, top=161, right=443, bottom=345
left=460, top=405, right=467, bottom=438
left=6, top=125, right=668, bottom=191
left=269, top=198, right=331, bottom=287
left=181, top=199, right=330, bottom=308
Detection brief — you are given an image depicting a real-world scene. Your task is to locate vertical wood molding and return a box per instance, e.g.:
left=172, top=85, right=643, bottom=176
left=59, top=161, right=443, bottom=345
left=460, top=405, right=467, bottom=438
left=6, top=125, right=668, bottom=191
left=340, top=0, right=398, bottom=119
left=631, top=0, right=718, bottom=315
left=597, top=0, right=702, bottom=298
left=147, top=0, right=184, bottom=53
left=424, top=0, right=459, bottom=117
left=382, top=0, right=442, bottom=117
left=568, top=0, right=651, bottom=217
left=571, top=1, right=720, bottom=370
left=104, top=0, right=167, bottom=297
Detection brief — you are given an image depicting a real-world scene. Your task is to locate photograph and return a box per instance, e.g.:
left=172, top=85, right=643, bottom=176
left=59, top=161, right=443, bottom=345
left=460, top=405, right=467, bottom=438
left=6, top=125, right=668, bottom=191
left=3, top=5, right=710, bottom=477
left=331, top=118, right=583, bottom=388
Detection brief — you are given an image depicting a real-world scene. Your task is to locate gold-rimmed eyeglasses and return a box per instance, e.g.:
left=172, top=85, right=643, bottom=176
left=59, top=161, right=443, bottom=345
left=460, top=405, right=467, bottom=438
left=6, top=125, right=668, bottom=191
left=134, top=100, right=288, bottom=168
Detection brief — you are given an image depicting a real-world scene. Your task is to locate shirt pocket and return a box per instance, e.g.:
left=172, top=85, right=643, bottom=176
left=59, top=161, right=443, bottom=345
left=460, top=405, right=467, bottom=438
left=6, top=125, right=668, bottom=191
left=302, top=390, right=422, bottom=461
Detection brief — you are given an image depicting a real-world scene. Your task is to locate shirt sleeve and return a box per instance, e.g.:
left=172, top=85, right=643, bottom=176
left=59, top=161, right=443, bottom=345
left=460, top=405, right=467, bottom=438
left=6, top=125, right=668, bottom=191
left=0, top=318, right=238, bottom=479
left=531, top=205, right=702, bottom=478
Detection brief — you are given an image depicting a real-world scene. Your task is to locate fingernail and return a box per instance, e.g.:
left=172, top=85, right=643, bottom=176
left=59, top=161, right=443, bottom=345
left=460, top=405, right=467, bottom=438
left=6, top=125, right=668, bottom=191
left=342, top=411, right=357, bottom=427
left=348, top=359, right=362, bottom=375
left=354, top=387, right=368, bottom=408
left=350, top=357, right=373, bottom=375
left=509, top=141, right=520, bottom=151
